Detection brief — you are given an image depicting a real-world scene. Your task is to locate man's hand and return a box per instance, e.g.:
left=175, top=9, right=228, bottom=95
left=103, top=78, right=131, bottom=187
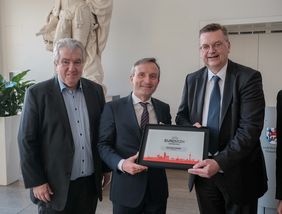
left=32, top=183, right=53, bottom=203
left=188, top=159, right=220, bottom=178
left=193, top=122, right=202, bottom=128
left=278, top=200, right=282, bottom=214
left=102, top=172, right=112, bottom=189
left=190, top=122, right=221, bottom=177
left=122, top=153, right=148, bottom=175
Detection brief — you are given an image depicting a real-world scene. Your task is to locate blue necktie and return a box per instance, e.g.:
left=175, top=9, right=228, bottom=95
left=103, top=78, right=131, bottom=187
left=207, top=76, right=221, bottom=154
left=140, top=102, right=149, bottom=129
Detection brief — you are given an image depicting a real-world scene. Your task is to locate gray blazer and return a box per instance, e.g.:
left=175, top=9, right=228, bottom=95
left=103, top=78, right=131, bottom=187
left=18, top=76, right=105, bottom=210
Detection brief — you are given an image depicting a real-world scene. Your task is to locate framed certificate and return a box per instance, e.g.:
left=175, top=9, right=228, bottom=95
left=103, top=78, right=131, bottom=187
left=137, top=124, right=209, bottom=169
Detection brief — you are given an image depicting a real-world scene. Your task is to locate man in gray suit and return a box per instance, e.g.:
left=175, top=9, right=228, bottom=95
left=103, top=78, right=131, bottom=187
left=176, top=23, right=267, bottom=214
left=18, top=38, right=110, bottom=214
left=98, top=58, right=171, bottom=214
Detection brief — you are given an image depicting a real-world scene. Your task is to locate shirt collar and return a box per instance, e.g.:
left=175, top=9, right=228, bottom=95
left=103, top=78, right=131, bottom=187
left=207, top=62, right=227, bottom=81
left=57, top=75, right=82, bottom=92
left=131, top=92, right=152, bottom=105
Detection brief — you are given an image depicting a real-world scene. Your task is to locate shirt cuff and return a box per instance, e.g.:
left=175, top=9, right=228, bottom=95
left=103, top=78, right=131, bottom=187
left=118, top=159, right=125, bottom=172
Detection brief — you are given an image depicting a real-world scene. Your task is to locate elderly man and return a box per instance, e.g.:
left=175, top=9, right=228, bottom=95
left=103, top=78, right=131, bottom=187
left=18, top=38, right=110, bottom=214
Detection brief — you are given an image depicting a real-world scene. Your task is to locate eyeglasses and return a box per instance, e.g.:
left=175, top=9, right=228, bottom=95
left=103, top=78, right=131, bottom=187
left=200, top=41, right=224, bottom=52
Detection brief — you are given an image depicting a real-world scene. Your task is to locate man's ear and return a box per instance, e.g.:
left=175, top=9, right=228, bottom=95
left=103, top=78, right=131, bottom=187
left=227, top=40, right=231, bottom=50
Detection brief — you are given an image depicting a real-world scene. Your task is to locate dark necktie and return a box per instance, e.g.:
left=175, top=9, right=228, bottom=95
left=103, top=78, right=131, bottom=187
left=140, top=102, right=149, bottom=129
left=207, top=76, right=221, bottom=154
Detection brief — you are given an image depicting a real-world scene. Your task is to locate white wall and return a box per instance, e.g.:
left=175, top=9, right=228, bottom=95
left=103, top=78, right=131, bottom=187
left=0, top=0, right=54, bottom=80
left=0, top=1, right=3, bottom=75
left=229, top=33, right=282, bottom=107
left=1, top=0, right=282, bottom=120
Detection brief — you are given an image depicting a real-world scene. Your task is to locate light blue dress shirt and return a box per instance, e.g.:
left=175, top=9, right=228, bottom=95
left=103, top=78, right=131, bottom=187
left=58, top=78, right=94, bottom=180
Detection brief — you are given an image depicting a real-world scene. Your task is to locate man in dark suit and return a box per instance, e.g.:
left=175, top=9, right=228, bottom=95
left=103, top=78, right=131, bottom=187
left=176, top=23, right=267, bottom=214
left=98, top=57, right=171, bottom=214
left=276, top=90, right=282, bottom=214
left=18, top=38, right=110, bottom=214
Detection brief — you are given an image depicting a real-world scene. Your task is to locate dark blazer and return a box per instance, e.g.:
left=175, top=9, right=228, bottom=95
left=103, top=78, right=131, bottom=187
left=276, top=90, right=282, bottom=200
left=176, top=60, right=268, bottom=204
left=18, top=76, right=105, bottom=210
left=98, top=94, right=171, bottom=208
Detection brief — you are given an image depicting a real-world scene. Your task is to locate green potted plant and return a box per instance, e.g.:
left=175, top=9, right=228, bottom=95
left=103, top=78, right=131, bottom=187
left=0, top=69, right=35, bottom=117
left=0, top=69, right=34, bottom=185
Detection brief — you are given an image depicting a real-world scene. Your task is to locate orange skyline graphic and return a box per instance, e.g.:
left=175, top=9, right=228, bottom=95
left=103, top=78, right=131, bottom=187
left=143, top=152, right=200, bottom=164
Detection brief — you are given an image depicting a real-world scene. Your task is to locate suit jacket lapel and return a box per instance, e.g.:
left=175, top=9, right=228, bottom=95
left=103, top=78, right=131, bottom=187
left=220, top=61, right=235, bottom=128
left=151, top=98, right=160, bottom=124
left=126, top=95, right=142, bottom=139
left=51, top=77, right=73, bottom=144
left=51, top=77, right=70, bottom=126
left=82, top=80, right=95, bottom=142
left=194, top=69, right=208, bottom=123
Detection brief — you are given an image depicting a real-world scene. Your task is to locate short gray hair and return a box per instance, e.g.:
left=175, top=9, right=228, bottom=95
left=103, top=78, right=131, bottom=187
left=199, top=23, right=229, bottom=41
left=53, top=38, right=85, bottom=64
left=130, top=57, right=160, bottom=79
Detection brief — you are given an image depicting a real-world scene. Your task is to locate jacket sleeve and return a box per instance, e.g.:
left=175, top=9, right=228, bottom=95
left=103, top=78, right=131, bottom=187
left=97, top=103, right=123, bottom=172
left=215, top=70, right=265, bottom=171
left=175, top=75, right=193, bottom=126
left=18, top=87, right=47, bottom=188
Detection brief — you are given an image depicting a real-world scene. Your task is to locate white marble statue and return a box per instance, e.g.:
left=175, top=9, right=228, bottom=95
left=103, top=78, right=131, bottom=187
left=37, top=0, right=113, bottom=92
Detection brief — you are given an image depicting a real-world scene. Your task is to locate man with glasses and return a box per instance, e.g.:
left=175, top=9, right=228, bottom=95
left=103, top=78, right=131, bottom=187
left=176, top=23, right=267, bottom=214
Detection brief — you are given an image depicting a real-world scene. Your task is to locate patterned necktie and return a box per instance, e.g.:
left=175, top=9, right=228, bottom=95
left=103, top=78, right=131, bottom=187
left=140, top=102, right=149, bottom=129
left=207, top=76, right=221, bottom=154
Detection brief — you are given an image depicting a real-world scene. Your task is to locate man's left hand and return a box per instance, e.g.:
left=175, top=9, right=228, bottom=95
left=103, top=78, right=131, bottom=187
left=188, top=159, right=220, bottom=178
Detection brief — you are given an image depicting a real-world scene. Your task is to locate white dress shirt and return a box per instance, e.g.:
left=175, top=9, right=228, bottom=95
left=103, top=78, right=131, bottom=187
left=117, top=93, right=158, bottom=171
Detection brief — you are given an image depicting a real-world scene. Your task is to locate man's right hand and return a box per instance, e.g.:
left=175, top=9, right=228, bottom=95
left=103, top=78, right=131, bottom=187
left=33, top=183, right=54, bottom=203
left=193, top=122, right=202, bottom=128
left=122, top=153, right=148, bottom=175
